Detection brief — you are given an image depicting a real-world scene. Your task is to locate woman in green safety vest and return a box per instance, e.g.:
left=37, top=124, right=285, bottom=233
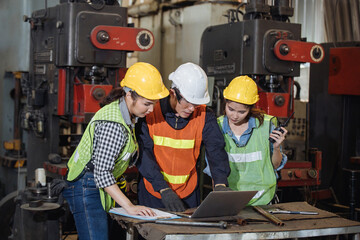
left=63, top=62, right=169, bottom=240
left=204, top=75, right=288, bottom=206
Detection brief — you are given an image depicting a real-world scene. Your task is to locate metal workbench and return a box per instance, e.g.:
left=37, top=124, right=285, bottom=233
left=110, top=202, right=360, bottom=240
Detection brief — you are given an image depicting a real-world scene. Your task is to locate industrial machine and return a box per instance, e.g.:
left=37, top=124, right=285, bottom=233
left=22, top=0, right=154, bottom=181
left=200, top=0, right=323, bottom=190
left=1, top=0, right=155, bottom=239
left=309, top=42, right=360, bottom=219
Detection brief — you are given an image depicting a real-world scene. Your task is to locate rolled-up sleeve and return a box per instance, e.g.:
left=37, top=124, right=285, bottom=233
left=92, top=121, right=128, bottom=188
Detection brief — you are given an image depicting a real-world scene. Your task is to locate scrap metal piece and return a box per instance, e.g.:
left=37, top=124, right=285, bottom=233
left=236, top=217, right=247, bottom=226
left=268, top=209, right=318, bottom=215
left=253, top=206, right=285, bottom=226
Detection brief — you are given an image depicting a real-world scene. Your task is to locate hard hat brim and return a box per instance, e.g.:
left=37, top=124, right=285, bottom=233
left=183, top=93, right=210, bottom=105
left=223, top=94, right=259, bottom=105
left=146, top=88, right=170, bottom=100
left=121, top=80, right=169, bottom=100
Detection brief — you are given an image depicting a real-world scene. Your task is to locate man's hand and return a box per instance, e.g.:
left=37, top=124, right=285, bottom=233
left=214, top=184, right=231, bottom=191
left=160, top=188, right=185, bottom=212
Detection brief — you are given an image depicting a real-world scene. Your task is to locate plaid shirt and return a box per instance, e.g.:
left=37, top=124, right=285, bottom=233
left=91, top=98, right=136, bottom=189
left=92, top=121, right=128, bottom=188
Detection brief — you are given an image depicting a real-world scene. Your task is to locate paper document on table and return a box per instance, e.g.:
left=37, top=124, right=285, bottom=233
left=109, top=207, right=181, bottom=220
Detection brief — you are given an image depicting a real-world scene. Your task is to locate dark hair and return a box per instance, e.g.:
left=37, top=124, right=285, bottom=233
left=224, top=99, right=265, bottom=126
left=249, top=107, right=265, bottom=127
left=172, top=87, right=183, bottom=102
left=100, top=87, right=140, bottom=107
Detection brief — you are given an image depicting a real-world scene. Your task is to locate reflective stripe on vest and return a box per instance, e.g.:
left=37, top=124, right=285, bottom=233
left=228, top=151, right=262, bottom=163
left=161, top=171, right=189, bottom=184
left=153, top=135, right=195, bottom=149
left=219, top=114, right=277, bottom=206
left=144, top=101, right=206, bottom=199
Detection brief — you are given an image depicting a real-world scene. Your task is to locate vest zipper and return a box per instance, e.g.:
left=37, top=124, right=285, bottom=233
left=175, top=117, right=179, bottom=129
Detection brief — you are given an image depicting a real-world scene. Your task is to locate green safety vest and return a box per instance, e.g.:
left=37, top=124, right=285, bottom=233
left=218, top=115, right=277, bottom=206
left=66, top=100, right=138, bottom=212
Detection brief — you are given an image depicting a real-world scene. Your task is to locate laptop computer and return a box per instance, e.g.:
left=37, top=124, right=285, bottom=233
left=176, top=190, right=257, bottom=218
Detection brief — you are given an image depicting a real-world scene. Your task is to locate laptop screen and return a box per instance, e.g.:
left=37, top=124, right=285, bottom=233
left=179, top=190, right=257, bottom=218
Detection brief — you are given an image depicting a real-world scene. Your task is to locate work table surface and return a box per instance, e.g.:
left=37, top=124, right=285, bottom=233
left=110, top=202, right=360, bottom=240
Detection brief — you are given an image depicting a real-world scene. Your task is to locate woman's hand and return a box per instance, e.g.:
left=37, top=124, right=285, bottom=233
left=104, top=184, right=156, bottom=217
left=124, top=204, right=156, bottom=217
left=269, top=127, right=288, bottom=149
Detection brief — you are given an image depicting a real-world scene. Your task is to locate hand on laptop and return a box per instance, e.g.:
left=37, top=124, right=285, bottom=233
left=160, top=188, right=186, bottom=212
left=214, top=184, right=231, bottom=191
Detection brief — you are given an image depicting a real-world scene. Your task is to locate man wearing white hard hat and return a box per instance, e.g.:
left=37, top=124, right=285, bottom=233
left=136, top=62, right=231, bottom=212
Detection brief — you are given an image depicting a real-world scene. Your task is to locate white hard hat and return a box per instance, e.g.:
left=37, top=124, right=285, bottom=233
left=169, top=62, right=210, bottom=105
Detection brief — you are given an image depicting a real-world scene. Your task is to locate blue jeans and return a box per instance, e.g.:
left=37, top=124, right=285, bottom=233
left=63, top=172, right=108, bottom=240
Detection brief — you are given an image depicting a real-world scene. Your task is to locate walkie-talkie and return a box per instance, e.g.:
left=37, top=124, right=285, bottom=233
left=269, top=112, right=295, bottom=143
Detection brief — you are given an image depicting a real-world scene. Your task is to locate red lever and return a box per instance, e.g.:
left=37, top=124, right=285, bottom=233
left=90, top=25, right=154, bottom=51
left=274, top=40, right=324, bottom=63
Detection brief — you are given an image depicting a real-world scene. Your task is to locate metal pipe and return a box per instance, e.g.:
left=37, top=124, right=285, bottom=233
left=214, top=85, right=221, bottom=117
left=13, top=72, right=21, bottom=140
left=343, top=169, right=360, bottom=221
left=155, top=220, right=228, bottom=229
left=253, top=206, right=285, bottom=226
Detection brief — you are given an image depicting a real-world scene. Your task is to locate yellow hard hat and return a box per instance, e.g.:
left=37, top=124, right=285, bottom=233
left=223, top=76, right=259, bottom=105
left=121, top=62, right=169, bottom=100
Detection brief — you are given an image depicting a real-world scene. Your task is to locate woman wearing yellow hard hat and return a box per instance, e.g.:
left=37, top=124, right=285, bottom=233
left=204, top=75, right=288, bottom=206
left=62, top=62, right=169, bottom=239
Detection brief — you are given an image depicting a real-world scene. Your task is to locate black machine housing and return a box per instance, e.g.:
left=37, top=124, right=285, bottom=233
left=201, top=20, right=301, bottom=78
left=22, top=0, right=129, bottom=180
left=200, top=0, right=302, bottom=118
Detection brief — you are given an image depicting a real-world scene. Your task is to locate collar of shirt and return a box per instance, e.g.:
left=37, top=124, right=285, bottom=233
left=222, top=115, right=257, bottom=146
left=119, top=97, right=138, bottom=129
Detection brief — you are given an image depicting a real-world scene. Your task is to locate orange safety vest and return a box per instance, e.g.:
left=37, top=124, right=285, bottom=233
left=144, top=102, right=206, bottom=199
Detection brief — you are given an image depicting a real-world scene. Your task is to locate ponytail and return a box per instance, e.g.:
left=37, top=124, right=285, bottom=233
left=249, top=107, right=265, bottom=127
left=100, top=88, right=125, bottom=107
